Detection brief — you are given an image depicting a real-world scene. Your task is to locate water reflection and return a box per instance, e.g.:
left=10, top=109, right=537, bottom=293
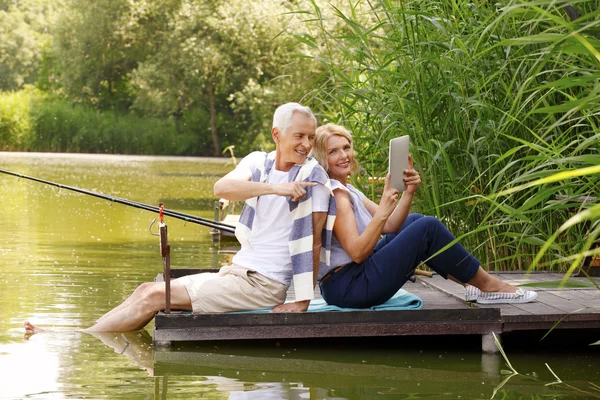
left=84, top=331, right=597, bottom=400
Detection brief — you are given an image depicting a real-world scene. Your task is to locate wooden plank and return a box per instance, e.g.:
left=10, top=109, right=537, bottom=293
left=534, top=291, right=589, bottom=314
left=410, top=289, right=470, bottom=310
left=153, top=320, right=502, bottom=342
left=501, top=276, right=600, bottom=290
left=498, top=273, right=562, bottom=287
left=503, top=320, right=600, bottom=332
left=155, top=307, right=499, bottom=329
left=407, top=282, right=470, bottom=307
left=502, top=312, right=600, bottom=332
left=548, top=290, right=600, bottom=308
left=502, top=312, right=600, bottom=324
left=421, top=301, right=470, bottom=310
left=476, top=303, right=532, bottom=316
left=419, top=276, right=466, bottom=301
left=508, top=300, right=568, bottom=315
left=410, top=282, right=455, bottom=297
left=571, top=276, right=600, bottom=286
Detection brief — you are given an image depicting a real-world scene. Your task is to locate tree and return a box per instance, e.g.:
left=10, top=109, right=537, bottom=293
left=0, top=0, right=60, bottom=90
left=52, top=0, right=146, bottom=109
left=130, top=0, right=297, bottom=156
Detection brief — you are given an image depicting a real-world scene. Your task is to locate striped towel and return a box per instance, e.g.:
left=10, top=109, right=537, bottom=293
left=236, top=151, right=336, bottom=301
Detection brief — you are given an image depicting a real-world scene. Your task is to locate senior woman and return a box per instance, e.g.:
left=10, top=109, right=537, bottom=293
left=312, top=123, right=537, bottom=307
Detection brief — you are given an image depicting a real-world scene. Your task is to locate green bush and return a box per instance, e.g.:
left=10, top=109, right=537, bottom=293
left=28, top=97, right=178, bottom=154
left=0, top=90, right=218, bottom=155
left=0, top=87, right=38, bottom=150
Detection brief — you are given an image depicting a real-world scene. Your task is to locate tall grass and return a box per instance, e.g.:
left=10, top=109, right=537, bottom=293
left=300, top=0, right=600, bottom=271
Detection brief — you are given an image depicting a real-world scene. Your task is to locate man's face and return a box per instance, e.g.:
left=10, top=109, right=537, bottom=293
left=274, top=113, right=316, bottom=166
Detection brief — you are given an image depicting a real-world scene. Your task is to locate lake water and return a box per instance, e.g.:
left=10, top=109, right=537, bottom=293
left=0, top=152, right=598, bottom=399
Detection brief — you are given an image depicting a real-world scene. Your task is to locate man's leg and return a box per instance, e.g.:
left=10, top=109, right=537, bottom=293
left=25, top=284, right=160, bottom=337
left=84, top=280, right=192, bottom=332
left=88, top=331, right=154, bottom=371
left=95, top=282, right=155, bottom=325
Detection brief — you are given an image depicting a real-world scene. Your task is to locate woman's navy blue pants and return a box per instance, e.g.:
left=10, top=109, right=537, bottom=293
left=320, top=213, right=481, bottom=308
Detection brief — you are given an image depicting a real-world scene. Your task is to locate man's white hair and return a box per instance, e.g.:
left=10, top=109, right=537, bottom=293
left=272, top=102, right=317, bottom=134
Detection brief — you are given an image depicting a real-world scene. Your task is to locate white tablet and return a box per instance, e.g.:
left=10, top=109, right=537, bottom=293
left=389, top=136, right=410, bottom=192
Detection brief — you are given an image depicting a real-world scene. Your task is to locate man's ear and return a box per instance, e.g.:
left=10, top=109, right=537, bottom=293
left=272, top=127, right=280, bottom=144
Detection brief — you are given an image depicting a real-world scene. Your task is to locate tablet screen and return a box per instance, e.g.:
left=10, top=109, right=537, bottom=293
left=388, top=136, right=410, bottom=192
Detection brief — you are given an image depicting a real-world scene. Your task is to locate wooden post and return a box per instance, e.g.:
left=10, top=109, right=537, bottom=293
left=159, top=223, right=171, bottom=313
left=210, top=200, right=221, bottom=242
left=482, top=332, right=500, bottom=354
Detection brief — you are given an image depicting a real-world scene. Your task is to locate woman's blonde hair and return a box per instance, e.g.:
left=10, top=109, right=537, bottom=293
left=313, top=123, right=359, bottom=175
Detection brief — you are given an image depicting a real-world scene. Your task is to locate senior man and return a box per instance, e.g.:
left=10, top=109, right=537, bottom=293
left=40, top=103, right=333, bottom=334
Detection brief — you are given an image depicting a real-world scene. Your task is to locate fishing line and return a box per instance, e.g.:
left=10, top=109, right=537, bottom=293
left=0, top=168, right=236, bottom=233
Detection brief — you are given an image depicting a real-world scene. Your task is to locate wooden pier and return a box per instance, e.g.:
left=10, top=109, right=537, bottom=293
left=153, top=269, right=600, bottom=352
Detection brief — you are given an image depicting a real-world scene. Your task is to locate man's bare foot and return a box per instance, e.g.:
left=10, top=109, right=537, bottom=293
left=24, top=321, right=45, bottom=339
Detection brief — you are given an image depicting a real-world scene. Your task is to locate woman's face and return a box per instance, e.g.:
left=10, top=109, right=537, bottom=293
left=326, top=135, right=353, bottom=181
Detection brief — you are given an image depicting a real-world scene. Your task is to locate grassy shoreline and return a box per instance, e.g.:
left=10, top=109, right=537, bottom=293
left=0, top=88, right=211, bottom=156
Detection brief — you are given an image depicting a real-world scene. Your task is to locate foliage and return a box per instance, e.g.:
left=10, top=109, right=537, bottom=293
left=0, top=87, right=38, bottom=150
left=29, top=96, right=205, bottom=154
left=0, top=0, right=61, bottom=90
left=300, top=0, right=600, bottom=270
left=0, top=88, right=201, bottom=154
left=52, top=0, right=145, bottom=109
left=129, top=0, right=325, bottom=155
left=0, top=0, right=332, bottom=156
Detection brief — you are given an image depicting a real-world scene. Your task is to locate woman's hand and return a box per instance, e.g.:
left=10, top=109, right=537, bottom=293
left=404, top=155, right=421, bottom=195
left=375, top=173, right=400, bottom=219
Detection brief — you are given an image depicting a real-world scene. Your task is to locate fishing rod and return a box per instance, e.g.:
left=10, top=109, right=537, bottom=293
left=0, top=168, right=236, bottom=233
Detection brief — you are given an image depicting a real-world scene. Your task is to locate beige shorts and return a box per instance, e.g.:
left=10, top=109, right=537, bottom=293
left=177, top=265, right=288, bottom=313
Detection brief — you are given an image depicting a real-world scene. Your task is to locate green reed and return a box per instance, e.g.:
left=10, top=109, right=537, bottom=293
left=300, top=0, right=600, bottom=271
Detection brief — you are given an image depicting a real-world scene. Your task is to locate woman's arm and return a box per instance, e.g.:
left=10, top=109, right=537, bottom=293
left=361, top=156, right=421, bottom=233
left=361, top=193, right=412, bottom=234
left=333, top=176, right=399, bottom=263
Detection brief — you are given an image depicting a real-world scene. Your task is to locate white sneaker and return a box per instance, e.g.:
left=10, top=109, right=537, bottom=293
left=465, top=285, right=481, bottom=302
left=476, top=288, right=538, bottom=304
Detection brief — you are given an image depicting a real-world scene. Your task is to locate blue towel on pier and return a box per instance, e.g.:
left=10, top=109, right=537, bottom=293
left=307, top=289, right=423, bottom=312
left=233, top=288, right=423, bottom=313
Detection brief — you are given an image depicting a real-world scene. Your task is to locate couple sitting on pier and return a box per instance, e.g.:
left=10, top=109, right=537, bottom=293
left=26, top=102, right=537, bottom=335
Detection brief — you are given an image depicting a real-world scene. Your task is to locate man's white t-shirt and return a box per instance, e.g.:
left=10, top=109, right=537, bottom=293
left=231, top=152, right=330, bottom=286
